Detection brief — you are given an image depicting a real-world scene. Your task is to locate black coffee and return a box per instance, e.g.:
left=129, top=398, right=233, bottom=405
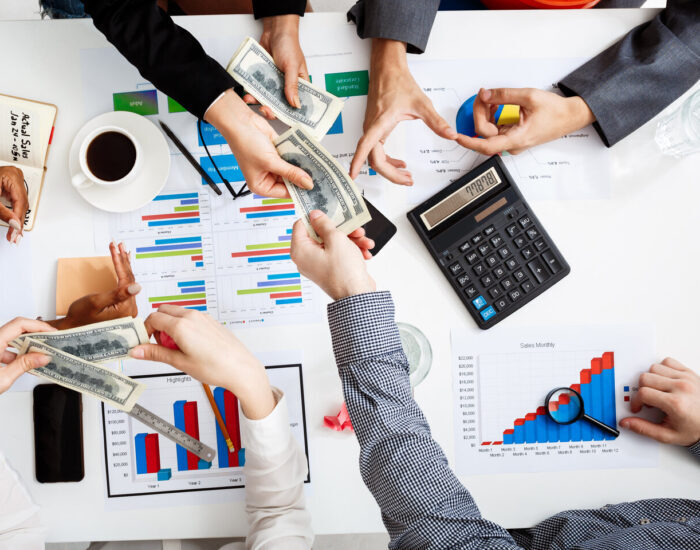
left=86, top=131, right=137, bottom=182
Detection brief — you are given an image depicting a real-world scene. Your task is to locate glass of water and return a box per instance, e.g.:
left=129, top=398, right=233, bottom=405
left=655, top=89, right=700, bottom=158
left=398, top=323, right=433, bottom=388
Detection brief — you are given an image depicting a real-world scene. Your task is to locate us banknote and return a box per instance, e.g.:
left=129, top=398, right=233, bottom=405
left=275, top=127, right=371, bottom=242
left=227, top=37, right=343, bottom=140
left=20, top=338, right=144, bottom=412
left=11, top=317, right=149, bottom=363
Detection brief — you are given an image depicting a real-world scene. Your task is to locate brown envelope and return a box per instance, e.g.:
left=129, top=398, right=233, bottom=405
left=56, top=256, right=117, bottom=316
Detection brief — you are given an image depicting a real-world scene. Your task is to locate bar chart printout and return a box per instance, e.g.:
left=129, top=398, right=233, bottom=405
left=451, top=325, right=659, bottom=475
left=102, top=356, right=307, bottom=506
left=493, top=352, right=616, bottom=446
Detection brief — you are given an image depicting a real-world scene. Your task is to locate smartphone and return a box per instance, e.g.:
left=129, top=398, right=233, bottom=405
left=362, top=197, right=397, bottom=256
left=33, top=384, right=84, bottom=483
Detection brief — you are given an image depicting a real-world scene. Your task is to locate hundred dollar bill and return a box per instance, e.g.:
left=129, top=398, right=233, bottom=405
left=227, top=37, right=343, bottom=140
left=19, top=338, right=144, bottom=412
left=11, top=317, right=149, bottom=363
left=275, top=127, right=371, bottom=242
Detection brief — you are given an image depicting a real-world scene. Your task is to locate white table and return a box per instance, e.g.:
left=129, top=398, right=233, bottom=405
left=0, top=9, right=699, bottom=544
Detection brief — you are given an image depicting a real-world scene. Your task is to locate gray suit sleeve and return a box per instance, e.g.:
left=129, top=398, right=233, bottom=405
left=558, top=0, right=700, bottom=147
left=347, top=0, right=440, bottom=54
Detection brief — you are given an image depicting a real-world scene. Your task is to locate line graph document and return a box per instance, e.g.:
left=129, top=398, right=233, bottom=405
left=407, top=58, right=611, bottom=205
left=451, top=324, right=659, bottom=475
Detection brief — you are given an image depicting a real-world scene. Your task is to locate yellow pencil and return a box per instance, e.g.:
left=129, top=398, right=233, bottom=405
left=202, top=383, right=235, bottom=452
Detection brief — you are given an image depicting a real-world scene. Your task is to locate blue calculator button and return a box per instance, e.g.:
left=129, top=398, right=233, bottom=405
left=472, top=296, right=487, bottom=310
left=480, top=306, right=497, bottom=321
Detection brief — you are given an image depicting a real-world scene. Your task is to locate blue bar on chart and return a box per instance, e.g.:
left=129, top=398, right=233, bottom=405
left=143, top=193, right=201, bottom=227
left=135, top=237, right=204, bottom=269
left=199, top=154, right=244, bottom=186
left=485, top=352, right=617, bottom=447
left=239, top=196, right=295, bottom=220
left=135, top=433, right=148, bottom=474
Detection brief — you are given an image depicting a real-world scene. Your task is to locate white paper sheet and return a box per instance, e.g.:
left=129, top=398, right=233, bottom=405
left=102, top=350, right=309, bottom=509
left=406, top=58, right=611, bottom=205
left=451, top=324, right=659, bottom=475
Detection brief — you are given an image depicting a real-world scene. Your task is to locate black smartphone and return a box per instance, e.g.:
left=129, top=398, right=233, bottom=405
left=362, top=197, right=397, bottom=256
left=33, top=384, right=84, bottom=483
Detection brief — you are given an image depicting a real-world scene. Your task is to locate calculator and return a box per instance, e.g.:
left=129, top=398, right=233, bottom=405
left=407, top=156, right=569, bottom=329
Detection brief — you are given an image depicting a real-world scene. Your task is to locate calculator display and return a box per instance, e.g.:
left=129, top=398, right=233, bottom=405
left=420, top=167, right=502, bottom=230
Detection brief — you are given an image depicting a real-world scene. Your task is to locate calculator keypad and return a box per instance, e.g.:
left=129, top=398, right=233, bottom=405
left=440, top=206, right=568, bottom=328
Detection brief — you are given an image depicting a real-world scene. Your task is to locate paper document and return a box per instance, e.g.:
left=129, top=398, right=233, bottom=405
left=451, top=324, right=659, bottom=475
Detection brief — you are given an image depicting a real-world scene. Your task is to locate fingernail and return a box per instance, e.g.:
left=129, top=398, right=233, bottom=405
left=294, top=96, right=301, bottom=109
left=128, top=283, right=142, bottom=295
left=9, top=219, right=21, bottom=231
left=619, top=419, right=629, bottom=429
left=34, top=354, right=51, bottom=367
left=128, top=348, right=144, bottom=359
left=482, top=89, right=492, bottom=100
left=8, top=228, right=15, bottom=242
left=304, top=178, right=314, bottom=190
left=14, top=234, right=22, bottom=246
left=446, top=128, right=458, bottom=139
left=111, top=240, right=117, bottom=248
left=309, top=210, right=323, bottom=220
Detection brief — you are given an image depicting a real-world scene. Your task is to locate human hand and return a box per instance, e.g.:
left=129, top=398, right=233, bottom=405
left=244, top=14, right=308, bottom=118
left=0, top=317, right=55, bottom=394
left=129, top=306, right=276, bottom=420
left=349, top=39, right=457, bottom=185
left=290, top=210, right=376, bottom=301
left=206, top=89, right=313, bottom=198
left=50, top=242, right=141, bottom=330
left=456, top=88, right=595, bottom=155
left=620, top=358, right=700, bottom=447
left=0, top=166, right=28, bottom=244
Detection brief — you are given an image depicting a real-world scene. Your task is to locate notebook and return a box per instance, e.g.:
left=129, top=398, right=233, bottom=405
left=0, top=94, right=57, bottom=231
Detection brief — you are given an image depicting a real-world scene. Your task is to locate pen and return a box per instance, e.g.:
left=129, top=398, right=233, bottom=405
left=158, top=120, right=223, bottom=196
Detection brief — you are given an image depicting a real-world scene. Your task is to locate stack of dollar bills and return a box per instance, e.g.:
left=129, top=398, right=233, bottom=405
left=227, top=37, right=371, bottom=241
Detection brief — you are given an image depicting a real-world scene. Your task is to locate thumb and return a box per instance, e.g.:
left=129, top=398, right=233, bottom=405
left=271, top=157, right=313, bottom=190
left=129, top=343, right=183, bottom=368
left=420, top=102, right=458, bottom=140
left=480, top=87, right=534, bottom=107
left=284, top=68, right=301, bottom=109
left=308, top=210, right=338, bottom=243
left=3, top=352, right=51, bottom=387
left=290, top=217, right=322, bottom=265
left=92, top=283, right=141, bottom=311
left=619, top=417, right=677, bottom=445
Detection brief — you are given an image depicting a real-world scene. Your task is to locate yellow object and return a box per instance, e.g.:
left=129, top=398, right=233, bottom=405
left=498, top=104, right=521, bottom=125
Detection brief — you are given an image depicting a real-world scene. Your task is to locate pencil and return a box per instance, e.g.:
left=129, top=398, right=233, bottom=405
left=202, top=383, right=235, bottom=452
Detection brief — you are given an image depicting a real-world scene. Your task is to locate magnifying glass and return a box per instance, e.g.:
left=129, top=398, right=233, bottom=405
left=545, top=387, right=619, bottom=438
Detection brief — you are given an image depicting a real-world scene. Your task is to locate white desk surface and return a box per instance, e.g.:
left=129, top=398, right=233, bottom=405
left=1, top=9, right=699, bottom=544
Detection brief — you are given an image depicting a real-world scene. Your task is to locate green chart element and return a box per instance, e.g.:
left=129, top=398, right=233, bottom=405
left=167, top=96, right=187, bottom=113
left=325, top=71, right=369, bottom=98
left=113, top=90, right=159, bottom=116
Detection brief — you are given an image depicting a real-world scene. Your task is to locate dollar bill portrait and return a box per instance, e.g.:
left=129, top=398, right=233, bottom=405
left=249, top=62, right=314, bottom=118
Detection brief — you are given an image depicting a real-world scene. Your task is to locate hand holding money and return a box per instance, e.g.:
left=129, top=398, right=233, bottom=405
left=205, top=89, right=313, bottom=199
left=290, top=211, right=377, bottom=301
left=0, top=317, right=54, bottom=394
left=275, top=127, right=372, bottom=242
left=227, top=37, right=343, bottom=140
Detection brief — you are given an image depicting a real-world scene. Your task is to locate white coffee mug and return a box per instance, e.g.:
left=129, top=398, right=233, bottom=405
left=72, top=126, right=142, bottom=189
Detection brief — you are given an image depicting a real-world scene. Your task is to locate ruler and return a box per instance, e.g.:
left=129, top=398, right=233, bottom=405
left=128, top=403, right=216, bottom=462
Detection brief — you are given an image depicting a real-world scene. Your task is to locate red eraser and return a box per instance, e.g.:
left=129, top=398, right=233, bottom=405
left=159, top=332, right=179, bottom=351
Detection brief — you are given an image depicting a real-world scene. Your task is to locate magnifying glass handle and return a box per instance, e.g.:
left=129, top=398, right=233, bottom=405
left=583, top=414, right=620, bottom=438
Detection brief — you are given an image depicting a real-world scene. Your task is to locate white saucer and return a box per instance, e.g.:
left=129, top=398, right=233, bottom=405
left=69, top=111, right=170, bottom=213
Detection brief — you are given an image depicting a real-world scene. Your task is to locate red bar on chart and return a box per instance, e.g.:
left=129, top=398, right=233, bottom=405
left=591, top=358, right=602, bottom=375
left=558, top=393, right=570, bottom=405
left=492, top=441, right=503, bottom=445
left=224, top=390, right=241, bottom=467
left=580, top=369, right=591, bottom=384
left=151, top=299, right=207, bottom=308
left=514, top=418, right=525, bottom=426
left=525, top=413, right=537, bottom=421
left=142, top=212, right=200, bottom=221
left=239, top=204, right=295, bottom=213
left=269, top=291, right=302, bottom=299
left=570, top=383, right=580, bottom=393
left=536, top=406, right=546, bottom=415
left=191, top=255, right=203, bottom=261
left=231, top=249, right=291, bottom=258
left=602, top=352, right=614, bottom=370
left=184, top=401, right=200, bottom=470
left=145, top=433, right=160, bottom=473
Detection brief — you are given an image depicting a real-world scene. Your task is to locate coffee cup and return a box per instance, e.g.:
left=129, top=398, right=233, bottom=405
left=72, top=126, right=142, bottom=189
